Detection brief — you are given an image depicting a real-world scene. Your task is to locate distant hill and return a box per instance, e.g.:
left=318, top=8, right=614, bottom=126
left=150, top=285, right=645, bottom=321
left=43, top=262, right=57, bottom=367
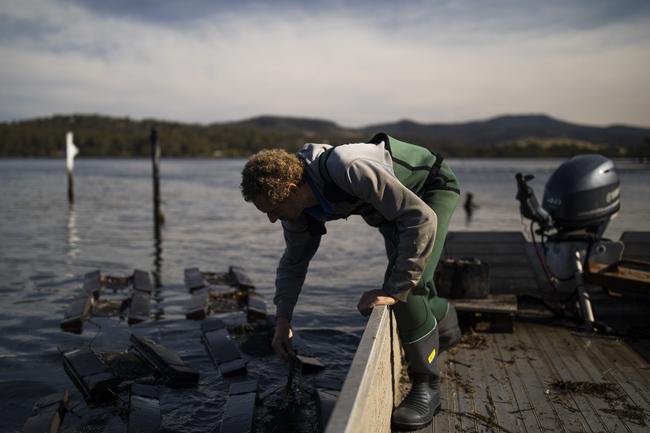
left=1, top=113, right=648, bottom=157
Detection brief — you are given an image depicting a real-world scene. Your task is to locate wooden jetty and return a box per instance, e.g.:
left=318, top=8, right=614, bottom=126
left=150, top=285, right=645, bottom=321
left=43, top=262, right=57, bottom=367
left=325, top=231, right=650, bottom=433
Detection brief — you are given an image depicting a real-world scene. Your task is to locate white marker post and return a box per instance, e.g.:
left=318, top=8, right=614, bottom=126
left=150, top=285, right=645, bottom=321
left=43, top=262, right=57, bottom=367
left=66, top=132, right=79, bottom=204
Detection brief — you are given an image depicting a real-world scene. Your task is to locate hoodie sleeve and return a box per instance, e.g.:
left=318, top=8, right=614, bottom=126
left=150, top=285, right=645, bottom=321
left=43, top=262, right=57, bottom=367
left=342, top=158, right=437, bottom=301
left=274, top=217, right=322, bottom=321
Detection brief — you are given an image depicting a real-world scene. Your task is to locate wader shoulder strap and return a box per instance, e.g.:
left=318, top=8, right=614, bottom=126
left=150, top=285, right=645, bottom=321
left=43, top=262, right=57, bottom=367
left=317, top=147, right=359, bottom=203
left=369, top=132, right=460, bottom=195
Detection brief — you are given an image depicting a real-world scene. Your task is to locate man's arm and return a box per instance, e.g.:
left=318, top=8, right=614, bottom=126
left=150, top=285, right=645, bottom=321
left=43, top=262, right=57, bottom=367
left=272, top=217, right=321, bottom=359
left=274, top=217, right=322, bottom=321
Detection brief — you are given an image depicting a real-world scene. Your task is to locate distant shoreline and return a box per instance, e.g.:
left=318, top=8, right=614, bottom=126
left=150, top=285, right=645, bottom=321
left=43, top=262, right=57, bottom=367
left=1, top=113, right=648, bottom=158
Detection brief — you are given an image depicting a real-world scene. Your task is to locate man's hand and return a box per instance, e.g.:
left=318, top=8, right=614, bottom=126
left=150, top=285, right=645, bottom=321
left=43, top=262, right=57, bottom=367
left=357, top=289, right=397, bottom=316
left=272, top=317, right=295, bottom=360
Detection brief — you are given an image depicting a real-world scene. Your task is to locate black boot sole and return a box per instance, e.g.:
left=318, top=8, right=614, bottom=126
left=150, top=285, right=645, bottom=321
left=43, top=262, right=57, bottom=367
left=391, top=402, right=441, bottom=431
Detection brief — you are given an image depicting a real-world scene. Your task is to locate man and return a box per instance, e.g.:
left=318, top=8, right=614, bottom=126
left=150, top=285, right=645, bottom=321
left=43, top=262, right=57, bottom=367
left=241, top=133, right=462, bottom=430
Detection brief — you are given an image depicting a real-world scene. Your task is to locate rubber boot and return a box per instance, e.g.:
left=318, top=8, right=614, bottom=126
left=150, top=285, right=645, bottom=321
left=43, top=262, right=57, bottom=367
left=392, top=325, right=441, bottom=431
left=438, top=303, right=462, bottom=352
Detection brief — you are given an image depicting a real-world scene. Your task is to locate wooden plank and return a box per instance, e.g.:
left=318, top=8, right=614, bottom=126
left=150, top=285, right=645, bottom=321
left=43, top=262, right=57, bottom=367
left=527, top=325, right=620, bottom=433
left=452, top=294, right=517, bottom=314
left=184, top=267, right=205, bottom=292
left=496, top=331, right=566, bottom=432
left=476, top=335, right=528, bottom=433
left=489, top=332, right=544, bottom=433
left=573, top=333, right=650, bottom=418
left=128, top=385, right=160, bottom=433
left=621, top=244, right=650, bottom=257
left=524, top=244, right=555, bottom=292
left=446, top=244, right=528, bottom=255
left=514, top=324, right=587, bottom=433
left=130, top=334, right=199, bottom=386
left=326, top=306, right=396, bottom=433
left=620, top=231, right=650, bottom=243
left=488, top=265, right=538, bottom=279
left=133, top=270, right=152, bottom=293
left=449, top=337, right=482, bottom=433
left=434, top=351, right=454, bottom=433
left=128, top=290, right=150, bottom=325
left=454, top=254, right=532, bottom=265
left=488, top=277, right=539, bottom=292
left=446, top=231, right=526, bottom=243
left=550, top=330, right=649, bottom=433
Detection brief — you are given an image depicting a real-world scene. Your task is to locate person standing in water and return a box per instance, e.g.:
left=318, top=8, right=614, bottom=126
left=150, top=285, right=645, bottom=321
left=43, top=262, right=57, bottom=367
left=463, top=192, right=479, bottom=226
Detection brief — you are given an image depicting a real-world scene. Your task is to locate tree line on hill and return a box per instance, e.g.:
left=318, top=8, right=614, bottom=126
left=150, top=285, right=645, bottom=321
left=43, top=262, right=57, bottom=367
left=0, top=114, right=648, bottom=158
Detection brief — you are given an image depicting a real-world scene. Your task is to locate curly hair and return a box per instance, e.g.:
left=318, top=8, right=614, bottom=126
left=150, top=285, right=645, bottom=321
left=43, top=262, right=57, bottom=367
left=241, top=149, right=305, bottom=204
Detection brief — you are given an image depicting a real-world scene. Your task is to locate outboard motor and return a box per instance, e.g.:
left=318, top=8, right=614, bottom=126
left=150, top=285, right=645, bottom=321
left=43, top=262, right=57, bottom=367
left=515, top=154, right=622, bottom=333
left=542, top=155, right=620, bottom=236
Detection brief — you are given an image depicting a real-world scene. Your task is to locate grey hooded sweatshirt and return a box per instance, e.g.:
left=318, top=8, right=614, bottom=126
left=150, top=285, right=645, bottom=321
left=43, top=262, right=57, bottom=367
left=274, top=141, right=438, bottom=321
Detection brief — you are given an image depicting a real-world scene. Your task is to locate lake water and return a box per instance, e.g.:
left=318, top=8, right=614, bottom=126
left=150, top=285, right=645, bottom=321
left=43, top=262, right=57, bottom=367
left=0, top=157, right=648, bottom=432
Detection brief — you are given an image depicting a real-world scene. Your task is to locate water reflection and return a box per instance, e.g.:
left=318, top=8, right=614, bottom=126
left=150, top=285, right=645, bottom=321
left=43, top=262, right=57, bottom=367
left=67, top=204, right=80, bottom=258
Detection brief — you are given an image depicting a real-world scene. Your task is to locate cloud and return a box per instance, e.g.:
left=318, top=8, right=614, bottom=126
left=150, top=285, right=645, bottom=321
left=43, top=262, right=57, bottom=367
left=0, top=0, right=649, bottom=126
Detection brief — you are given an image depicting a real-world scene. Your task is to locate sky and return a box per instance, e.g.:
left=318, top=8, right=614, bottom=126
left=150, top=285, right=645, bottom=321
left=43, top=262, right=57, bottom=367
left=0, top=0, right=649, bottom=127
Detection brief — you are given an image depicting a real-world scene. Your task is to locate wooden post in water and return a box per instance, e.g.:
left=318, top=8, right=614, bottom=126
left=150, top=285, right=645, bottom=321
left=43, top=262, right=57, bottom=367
left=66, top=132, right=79, bottom=204
left=150, top=128, right=163, bottom=287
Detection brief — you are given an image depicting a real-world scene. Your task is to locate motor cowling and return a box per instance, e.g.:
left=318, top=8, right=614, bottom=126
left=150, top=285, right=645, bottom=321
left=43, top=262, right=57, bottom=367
left=542, top=154, right=620, bottom=233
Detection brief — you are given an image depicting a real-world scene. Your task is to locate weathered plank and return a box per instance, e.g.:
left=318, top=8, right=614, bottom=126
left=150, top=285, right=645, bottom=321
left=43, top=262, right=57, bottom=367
left=452, top=294, right=517, bottom=315
left=446, top=231, right=526, bottom=244
left=527, top=325, right=618, bottom=433
left=445, top=243, right=529, bottom=255
left=514, top=325, right=587, bottom=433
left=575, top=332, right=650, bottom=409
left=477, top=336, right=528, bottom=433
left=549, top=329, right=648, bottom=433
left=326, top=306, right=399, bottom=433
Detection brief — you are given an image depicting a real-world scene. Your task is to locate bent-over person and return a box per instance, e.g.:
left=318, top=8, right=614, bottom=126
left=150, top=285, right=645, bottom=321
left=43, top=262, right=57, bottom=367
left=241, top=133, right=462, bottom=430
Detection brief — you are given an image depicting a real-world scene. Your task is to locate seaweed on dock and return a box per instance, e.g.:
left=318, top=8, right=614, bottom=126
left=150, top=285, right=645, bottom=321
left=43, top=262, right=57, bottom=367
left=457, top=333, right=488, bottom=350
left=548, top=380, right=647, bottom=426
left=549, top=380, right=619, bottom=397
left=601, top=402, right=647, bottom=426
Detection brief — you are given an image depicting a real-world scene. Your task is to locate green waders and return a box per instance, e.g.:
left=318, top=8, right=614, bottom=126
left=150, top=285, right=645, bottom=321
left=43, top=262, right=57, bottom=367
left=318, top=134, right=462, bottom=430
left=371, top=134, right=461, bottom=430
